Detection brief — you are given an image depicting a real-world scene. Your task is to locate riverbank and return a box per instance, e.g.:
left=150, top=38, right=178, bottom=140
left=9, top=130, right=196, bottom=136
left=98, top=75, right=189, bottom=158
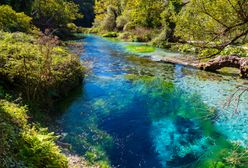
left=0, top=31, right=87, bottom=167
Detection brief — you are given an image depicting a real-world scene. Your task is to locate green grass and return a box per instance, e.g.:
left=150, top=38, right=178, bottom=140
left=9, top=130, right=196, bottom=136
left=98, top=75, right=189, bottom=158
left=126, top=45, right=156, bottom=53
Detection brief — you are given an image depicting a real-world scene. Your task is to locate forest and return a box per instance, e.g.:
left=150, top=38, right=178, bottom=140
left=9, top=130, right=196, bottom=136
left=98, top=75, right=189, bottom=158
left=0, top=0, right=247, bottom=168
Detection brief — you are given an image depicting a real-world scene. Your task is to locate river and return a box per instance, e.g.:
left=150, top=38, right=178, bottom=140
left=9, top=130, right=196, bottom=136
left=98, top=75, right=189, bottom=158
left=52, top=35, right=248, bottom=168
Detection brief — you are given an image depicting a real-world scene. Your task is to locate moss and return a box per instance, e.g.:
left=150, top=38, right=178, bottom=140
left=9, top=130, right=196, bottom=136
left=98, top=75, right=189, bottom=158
left=125, top=45, right=156, bottom=53
left=217, top=67, right=240, bottom=76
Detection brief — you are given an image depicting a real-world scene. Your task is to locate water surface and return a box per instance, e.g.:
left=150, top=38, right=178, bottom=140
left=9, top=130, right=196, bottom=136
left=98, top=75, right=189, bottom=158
left=53, top=35, right=248, bottom=168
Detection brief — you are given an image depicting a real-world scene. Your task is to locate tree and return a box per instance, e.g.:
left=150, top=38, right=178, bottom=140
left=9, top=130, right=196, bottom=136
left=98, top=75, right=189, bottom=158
left=123, top=0, right=165, bottom=28
left=0, top=0, right=33, bottom=14
left=175, top=0, right=248, bottom=55
left=93, top=0, right=119, bottom=29
left=32, top=0, right=82, bottom=30
left=159, top=0, right=185, bottom=41
left=0, top=5, right=32, bottom=32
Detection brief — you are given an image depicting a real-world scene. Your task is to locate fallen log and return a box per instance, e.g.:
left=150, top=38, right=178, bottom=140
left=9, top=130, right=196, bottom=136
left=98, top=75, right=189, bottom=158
left=199, top=55, right=248, bottom=78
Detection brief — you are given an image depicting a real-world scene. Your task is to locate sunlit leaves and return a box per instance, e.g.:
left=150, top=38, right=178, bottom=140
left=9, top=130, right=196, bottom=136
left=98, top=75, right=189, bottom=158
left=0, top=5, right=32, bottom=32
left=175, top=0, right=248, bottom=45
left=32, top=0, right=82, bottom=29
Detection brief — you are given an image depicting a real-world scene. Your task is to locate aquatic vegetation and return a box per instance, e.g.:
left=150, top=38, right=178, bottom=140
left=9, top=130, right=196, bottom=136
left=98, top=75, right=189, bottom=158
left=124, top=74, right=247, bottom=167
left=125, top=45, right=156, bottom=53
left=126, top=55, right=154, bottom=64
left=217, top=67, right=240, bottom=76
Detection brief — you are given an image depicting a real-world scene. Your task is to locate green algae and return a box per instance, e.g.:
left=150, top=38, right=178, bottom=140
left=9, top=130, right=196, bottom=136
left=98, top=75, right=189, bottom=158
left=217, top=67, right=240, bottom=76
left=126, top=45, right=156, bottom=53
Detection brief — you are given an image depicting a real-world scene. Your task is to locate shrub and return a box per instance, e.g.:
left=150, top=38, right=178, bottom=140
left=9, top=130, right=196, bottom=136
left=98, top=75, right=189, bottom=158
left=102, top=32, right=118, bottom=37
left=66, top=23, right=78, bottom=32
left=101, top=6, right=117, bottom=31
left=220, top=46, right=248, bottom=57
left=0, top=5, right=32, bottom=32
left=116, top=15, right=128, bottom=31
left=0, top=100, right=67, bottom=167
left=0, top=31, right=84, bottom=108
left=123, top=22, right=136, bottom=31
left=32, top=0, right=82, bottom=29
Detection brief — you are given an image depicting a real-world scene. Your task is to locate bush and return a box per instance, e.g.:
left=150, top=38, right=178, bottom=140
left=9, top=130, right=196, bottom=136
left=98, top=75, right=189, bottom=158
left=116, top=15, right=128, bottom=30
left=0, top=100, right=67, bottom=167
left=0, top=5, right=32, bottom=32
left=66, top=23, right=78, bottom=32
left=220, top=46, right=248, bottom=57
left=0, top=31, right=84, bottom=108
left=123, top=22, right=136, bottom=31
left=32, top=0, right=82, bottom=29
left=101, top=6, right=117, bottom=31
left=102, top=32, right=118, bottom=37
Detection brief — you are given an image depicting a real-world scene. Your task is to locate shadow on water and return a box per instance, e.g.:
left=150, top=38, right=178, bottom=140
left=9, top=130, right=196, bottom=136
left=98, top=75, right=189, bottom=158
left=50, top=35, right=247, bottom=168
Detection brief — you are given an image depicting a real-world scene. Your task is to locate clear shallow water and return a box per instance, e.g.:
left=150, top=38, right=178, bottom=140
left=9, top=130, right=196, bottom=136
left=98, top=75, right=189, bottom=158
left=53, top=35, right=247, bottom=168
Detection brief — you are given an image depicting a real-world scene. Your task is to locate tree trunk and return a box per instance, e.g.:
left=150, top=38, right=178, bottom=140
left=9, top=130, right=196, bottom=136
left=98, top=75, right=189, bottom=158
left=199, top=55, right=248, bottom=78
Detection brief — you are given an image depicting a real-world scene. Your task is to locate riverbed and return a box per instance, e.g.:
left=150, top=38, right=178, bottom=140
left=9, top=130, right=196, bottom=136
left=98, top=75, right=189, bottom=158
left=52, top=35, right=248, bottom=168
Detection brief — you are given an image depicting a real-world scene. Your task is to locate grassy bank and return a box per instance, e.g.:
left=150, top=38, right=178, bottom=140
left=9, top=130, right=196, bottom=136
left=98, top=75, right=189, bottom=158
left=0, top=31, right=86, bottom=167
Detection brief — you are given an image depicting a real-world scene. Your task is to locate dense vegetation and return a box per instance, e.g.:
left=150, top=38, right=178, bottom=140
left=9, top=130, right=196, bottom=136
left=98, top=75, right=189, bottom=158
left=0, top=99, right=67, bottom=167
left=92, top=0, right=248, bottom=59
left=0, top=0, right=247, bottom=167
left=0, top=0, right=86, bottom=167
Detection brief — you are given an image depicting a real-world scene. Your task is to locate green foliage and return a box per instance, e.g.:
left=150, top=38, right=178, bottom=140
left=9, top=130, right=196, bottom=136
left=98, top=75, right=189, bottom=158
left=32, top=0, right=82, bottom=29
left=102, top=31, right=118, bottom=37
left=0, top=100, right=67, bottom=167
left=116, top=15, right=128, bottom=30
left=220, top=46, right=248, bottom=57
left=199, top=48, right=222, bottom=58
left=0, top=5, right=32, bottom=32
left=0, top=31, right=84, bottom=108
left=94, top=0, right=165, bottom=32
left=102, top=6, right=118, bottom=31
left=66, top=23, right=78, bottom=32
left=170, top=43, right=198, bottom=53
left=93, top=0, right=119, bottom=30
left=175, top=0, right=248, bottom=46
left=159, top=0, right=184, bottom=41
left=123, top=0, right=164, bottom=28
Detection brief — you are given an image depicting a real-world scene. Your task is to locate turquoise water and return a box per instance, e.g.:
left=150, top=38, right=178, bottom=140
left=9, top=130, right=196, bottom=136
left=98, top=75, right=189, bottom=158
left=53, top=35, right=248, bottom=167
